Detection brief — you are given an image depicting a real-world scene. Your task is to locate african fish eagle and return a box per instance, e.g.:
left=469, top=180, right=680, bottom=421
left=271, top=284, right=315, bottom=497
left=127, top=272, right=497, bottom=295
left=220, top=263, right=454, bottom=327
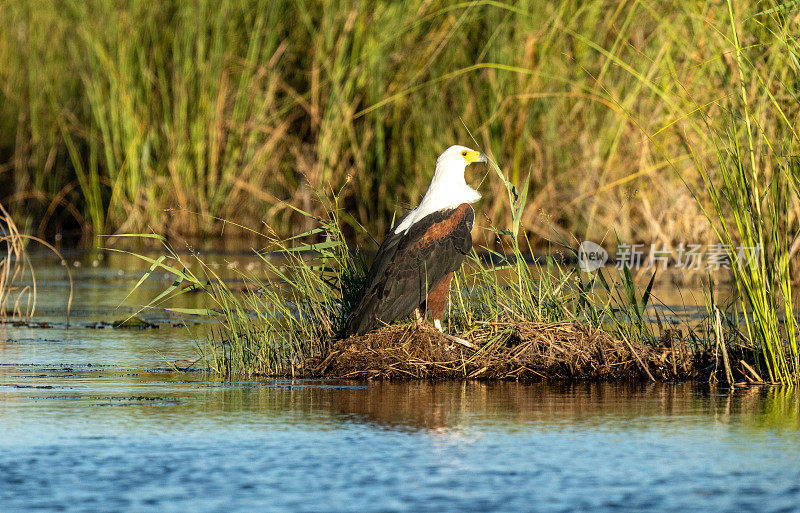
left=342, top=145, right=487, bottom=337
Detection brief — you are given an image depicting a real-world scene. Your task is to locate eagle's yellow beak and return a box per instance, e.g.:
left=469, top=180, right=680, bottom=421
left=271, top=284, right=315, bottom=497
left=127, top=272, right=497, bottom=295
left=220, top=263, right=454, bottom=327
left=461, top=149, right=488, bottom=164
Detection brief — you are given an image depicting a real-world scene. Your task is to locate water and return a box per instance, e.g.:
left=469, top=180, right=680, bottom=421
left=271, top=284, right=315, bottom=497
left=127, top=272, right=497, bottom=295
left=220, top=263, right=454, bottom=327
left=1, top=253, right=799, bottom=512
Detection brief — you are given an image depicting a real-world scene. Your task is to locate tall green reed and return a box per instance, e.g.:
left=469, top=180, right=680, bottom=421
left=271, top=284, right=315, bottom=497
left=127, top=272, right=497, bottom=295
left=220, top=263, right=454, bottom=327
left=3, top=1, right=790, bottom=249
left=674, top=1, right=799, bottom=384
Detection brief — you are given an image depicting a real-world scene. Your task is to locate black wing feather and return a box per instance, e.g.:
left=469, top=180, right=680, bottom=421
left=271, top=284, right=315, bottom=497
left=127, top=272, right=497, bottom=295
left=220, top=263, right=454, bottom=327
left=342, top=206, right=474, bottom=337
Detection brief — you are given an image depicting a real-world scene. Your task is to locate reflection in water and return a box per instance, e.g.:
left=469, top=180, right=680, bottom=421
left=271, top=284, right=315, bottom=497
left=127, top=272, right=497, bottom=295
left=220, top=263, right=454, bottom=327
left=3, top=368, right=800, bottom=512
left=2, top=255, right=800, bottom=512
left=4, top=364, right=798, bottom=436
left=310, top=381, right=800, bottom=433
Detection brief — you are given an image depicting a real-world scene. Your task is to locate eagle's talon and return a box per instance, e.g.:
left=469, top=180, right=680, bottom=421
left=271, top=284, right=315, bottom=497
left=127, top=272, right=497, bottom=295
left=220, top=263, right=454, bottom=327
left=414, top=307, right=425, bottom=327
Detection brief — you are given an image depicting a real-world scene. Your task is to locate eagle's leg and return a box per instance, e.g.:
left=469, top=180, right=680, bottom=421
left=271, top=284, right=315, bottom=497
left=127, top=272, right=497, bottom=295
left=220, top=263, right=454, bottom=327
left=425, top=272, right=453, bottom=331
left=422, top=272, right=477, bottom=349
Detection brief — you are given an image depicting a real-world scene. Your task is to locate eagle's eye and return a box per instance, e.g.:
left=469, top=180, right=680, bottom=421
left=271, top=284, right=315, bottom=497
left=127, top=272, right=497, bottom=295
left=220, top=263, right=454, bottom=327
left=461, top=151, right=467, bottom=156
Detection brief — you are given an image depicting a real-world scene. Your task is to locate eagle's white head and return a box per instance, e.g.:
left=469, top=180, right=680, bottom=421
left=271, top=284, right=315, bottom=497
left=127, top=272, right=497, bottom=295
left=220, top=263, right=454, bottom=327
left=394, top=145, right=487, bottom=234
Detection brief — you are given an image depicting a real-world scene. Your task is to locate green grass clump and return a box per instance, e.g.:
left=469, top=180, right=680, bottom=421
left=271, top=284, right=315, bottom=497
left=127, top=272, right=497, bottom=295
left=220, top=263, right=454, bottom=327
left=201, top=199, right=368, bottom=375
left=121, top=192, right=367, bottom=375
left=677, top=1, right=800, bottom=385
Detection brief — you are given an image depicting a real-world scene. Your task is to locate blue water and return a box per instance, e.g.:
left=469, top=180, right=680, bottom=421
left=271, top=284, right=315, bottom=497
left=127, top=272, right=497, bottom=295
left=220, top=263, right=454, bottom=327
left=1, top=255, right=799, bottom=512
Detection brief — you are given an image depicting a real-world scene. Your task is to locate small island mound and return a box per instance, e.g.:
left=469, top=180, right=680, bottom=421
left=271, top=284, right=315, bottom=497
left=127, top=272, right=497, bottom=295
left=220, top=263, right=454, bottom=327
left=296, top=322, right=721, bottom=382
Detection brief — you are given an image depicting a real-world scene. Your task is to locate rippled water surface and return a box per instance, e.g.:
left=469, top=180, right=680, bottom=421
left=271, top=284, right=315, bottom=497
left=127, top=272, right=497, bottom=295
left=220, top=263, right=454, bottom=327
left=1, top=254, right=799, bottom=512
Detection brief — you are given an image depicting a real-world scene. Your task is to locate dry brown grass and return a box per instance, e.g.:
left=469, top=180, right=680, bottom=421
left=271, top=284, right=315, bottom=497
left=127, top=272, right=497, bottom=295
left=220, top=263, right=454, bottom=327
left=0, top=202, right=36, bottom=322
left=295, top=321, right=722, bottom=382
left=0, top=202, right=73, bottom=323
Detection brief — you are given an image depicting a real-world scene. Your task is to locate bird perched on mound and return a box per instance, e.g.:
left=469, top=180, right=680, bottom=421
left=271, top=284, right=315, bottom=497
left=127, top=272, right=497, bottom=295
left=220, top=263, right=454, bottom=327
left=342, top=145, right=487, bottom=338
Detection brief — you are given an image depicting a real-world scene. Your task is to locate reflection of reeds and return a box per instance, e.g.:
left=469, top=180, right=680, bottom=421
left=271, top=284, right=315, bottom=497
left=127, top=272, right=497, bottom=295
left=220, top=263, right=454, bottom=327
left=0, top=202, right=73, bottom=324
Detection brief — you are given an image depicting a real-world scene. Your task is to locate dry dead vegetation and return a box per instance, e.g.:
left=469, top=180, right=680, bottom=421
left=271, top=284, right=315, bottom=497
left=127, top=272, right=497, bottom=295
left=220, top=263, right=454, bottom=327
left=296, top=322, right=725, bottom=382
left=0, top=202, right=72, bottom=324
left=0, top=202, right=36, bottom=322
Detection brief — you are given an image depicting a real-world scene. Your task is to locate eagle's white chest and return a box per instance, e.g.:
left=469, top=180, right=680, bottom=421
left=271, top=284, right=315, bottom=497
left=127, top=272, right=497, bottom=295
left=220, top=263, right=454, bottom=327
left=394, top=164, right=480, bottom=234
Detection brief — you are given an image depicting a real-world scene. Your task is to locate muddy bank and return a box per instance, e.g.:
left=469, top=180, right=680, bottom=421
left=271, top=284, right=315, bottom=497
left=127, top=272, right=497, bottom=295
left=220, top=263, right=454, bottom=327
left=295, top=322, right=748, bottom=383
